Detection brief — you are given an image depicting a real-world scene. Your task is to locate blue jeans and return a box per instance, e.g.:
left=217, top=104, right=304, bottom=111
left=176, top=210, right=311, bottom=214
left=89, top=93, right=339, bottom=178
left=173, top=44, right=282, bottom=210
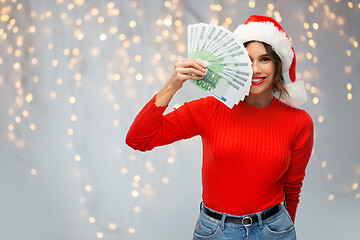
left=193, top=200, right=296, bottom=240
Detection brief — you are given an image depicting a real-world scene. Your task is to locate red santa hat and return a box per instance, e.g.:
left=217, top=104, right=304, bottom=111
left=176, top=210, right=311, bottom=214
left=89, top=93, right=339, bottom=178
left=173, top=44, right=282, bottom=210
left=234, top=15, right=307, bottom=108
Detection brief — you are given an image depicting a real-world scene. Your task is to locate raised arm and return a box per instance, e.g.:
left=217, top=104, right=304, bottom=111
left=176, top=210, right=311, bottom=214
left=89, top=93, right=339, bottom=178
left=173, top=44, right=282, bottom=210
left=125, top=58, right=209, bottom=151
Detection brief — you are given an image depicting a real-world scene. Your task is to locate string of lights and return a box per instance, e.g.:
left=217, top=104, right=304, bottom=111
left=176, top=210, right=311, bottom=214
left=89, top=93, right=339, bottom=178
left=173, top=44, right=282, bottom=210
left=0, top=0, right=359, bottom=239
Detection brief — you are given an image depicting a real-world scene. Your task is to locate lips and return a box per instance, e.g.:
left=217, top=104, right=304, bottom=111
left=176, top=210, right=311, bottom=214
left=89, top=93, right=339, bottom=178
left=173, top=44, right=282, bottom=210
left=252, top=77, right=265, bottom=85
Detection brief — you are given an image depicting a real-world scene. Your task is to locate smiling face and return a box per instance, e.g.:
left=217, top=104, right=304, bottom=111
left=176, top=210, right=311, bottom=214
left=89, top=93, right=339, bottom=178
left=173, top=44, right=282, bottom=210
left=245, top=41, right=276, bottom=97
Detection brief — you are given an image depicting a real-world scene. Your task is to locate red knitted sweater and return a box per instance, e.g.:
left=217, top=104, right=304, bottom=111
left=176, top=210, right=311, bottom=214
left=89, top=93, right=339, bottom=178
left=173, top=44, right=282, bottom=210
left=126, top=95, right=314, bottom=223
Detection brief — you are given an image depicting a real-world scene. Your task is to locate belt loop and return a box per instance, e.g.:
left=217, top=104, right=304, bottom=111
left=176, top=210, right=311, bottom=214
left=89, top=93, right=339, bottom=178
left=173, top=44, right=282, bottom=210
left=200, top=201, right=203, bottom=212
left=256, top=212, right=263, bottom=229
left=220, top=213, right=227, bottom=229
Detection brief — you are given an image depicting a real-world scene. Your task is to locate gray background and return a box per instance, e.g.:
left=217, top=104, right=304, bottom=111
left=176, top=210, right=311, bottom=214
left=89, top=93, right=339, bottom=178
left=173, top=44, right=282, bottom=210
left=0, top=0, right=359, bottom=239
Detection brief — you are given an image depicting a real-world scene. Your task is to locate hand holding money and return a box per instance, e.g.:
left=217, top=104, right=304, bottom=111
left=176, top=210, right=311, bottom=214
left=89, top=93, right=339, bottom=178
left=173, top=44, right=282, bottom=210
left=155, top=58, right=207, bottom=107
left=169, top=58, right=208, bottom=91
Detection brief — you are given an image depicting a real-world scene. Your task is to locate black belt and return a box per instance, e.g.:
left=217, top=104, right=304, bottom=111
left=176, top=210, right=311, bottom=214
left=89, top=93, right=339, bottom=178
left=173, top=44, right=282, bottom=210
left=202, top=202, right=283, bottom=226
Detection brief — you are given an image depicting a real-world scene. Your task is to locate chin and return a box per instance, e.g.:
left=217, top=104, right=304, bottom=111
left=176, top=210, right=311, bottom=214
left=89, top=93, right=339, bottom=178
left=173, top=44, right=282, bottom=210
left=249, top=81, right=274, bottom=95
left=248, top=86, right=272, bottom=96
left=249, top=88, right=265, bottom=95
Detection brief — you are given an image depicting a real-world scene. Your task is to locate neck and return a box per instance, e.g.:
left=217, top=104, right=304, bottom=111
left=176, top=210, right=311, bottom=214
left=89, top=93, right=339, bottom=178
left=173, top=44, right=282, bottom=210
left=244, top=92, right=274, bottom=108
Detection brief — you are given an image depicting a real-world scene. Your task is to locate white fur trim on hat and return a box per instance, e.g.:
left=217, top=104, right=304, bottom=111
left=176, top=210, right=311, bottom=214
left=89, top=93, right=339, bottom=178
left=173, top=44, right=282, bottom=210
left=281, top=80, right=308, bottom=108
left=234, top=22, right=293, bottom=74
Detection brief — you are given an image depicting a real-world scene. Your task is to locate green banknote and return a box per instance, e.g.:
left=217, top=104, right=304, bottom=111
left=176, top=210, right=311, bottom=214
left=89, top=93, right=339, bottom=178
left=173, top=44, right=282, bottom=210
left=187, top=23, right=253, bottom=108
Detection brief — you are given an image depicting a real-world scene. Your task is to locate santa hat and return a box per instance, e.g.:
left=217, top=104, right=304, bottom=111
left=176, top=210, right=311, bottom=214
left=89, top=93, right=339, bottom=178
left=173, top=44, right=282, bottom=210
left=234, top=15, right=307, bottom=108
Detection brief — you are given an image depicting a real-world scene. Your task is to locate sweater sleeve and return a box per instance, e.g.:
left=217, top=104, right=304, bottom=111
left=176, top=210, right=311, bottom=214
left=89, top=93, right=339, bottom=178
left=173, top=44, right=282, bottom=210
left=284, top=110, right=314, bottom=223
left=125, top=94, right=215, bottom=152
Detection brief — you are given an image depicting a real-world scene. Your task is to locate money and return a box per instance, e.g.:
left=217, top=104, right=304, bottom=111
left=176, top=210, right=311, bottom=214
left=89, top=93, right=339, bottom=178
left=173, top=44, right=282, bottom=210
left=187, top=23, right=253, bottom=108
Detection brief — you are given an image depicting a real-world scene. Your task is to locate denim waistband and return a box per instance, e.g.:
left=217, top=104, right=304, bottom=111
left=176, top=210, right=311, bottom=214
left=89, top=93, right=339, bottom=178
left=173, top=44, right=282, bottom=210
left=200, top=200, right=286, bottom=228
left=201, top=200, right=286, bottom=217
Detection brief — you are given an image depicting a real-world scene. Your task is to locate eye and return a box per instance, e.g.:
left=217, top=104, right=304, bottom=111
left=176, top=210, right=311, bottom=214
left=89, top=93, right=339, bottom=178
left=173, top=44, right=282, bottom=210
left=261, top=57, right=271, bottom=62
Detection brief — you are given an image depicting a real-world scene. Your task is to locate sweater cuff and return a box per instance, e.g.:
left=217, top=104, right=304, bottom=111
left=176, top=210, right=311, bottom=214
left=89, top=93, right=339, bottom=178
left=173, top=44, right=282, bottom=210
left=285, top=198, right=297, bottom=223
left=131, top=94, right=169, bottom=129
left=152, top=94, right=168, bottom=109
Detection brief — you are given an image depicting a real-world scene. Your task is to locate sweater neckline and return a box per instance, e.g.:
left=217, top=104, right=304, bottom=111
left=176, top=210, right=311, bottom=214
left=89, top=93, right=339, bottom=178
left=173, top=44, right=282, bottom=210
left=238, top=96, right=278, bottom=112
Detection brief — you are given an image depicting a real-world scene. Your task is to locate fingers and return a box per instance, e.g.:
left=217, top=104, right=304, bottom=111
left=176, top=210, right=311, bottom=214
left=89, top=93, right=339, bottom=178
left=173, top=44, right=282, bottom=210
left=177, top=66, right=206, bottom=77
left=169, top=58, right=208, bottom=88
left=191, top=58, right=208, bottom=69
left=174, top=59, right=207, bottom=82
left=174, top=71, right=203, bottom=82
left=176, top=58, right=207, bottom=73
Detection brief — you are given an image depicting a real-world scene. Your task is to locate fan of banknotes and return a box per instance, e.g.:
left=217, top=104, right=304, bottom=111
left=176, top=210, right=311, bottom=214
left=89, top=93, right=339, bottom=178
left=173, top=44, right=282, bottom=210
left=187, top=23, right=253, bottom=108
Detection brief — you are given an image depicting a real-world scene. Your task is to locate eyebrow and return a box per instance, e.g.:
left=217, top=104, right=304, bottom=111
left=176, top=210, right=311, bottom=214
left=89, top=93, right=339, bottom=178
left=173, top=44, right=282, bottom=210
left=260, top=54, right=270, bottom=58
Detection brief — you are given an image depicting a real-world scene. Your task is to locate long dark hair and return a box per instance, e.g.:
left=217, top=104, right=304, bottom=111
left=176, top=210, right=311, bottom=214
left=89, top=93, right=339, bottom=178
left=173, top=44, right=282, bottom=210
left=245, top=41, right=289, bottom=100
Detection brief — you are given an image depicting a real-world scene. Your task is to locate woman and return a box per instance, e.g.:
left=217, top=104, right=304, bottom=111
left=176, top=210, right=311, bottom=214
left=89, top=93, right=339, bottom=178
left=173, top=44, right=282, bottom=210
left=126, top=15, right=314, bottom=240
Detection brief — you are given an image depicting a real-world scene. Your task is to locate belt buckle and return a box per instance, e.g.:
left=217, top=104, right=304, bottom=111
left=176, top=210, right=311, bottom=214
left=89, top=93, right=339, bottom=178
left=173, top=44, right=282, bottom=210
left=242, top=216, right=252, bottom=227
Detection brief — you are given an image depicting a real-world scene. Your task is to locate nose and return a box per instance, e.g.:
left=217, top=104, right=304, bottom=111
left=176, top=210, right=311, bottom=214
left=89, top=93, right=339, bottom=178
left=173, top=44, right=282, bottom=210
left=252, top=61, right=261, bottom=75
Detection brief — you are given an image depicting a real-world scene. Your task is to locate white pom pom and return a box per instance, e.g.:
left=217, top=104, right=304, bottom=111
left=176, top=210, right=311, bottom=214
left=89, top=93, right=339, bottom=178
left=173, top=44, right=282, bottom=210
left=281, top=80, right=308, bottom=108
